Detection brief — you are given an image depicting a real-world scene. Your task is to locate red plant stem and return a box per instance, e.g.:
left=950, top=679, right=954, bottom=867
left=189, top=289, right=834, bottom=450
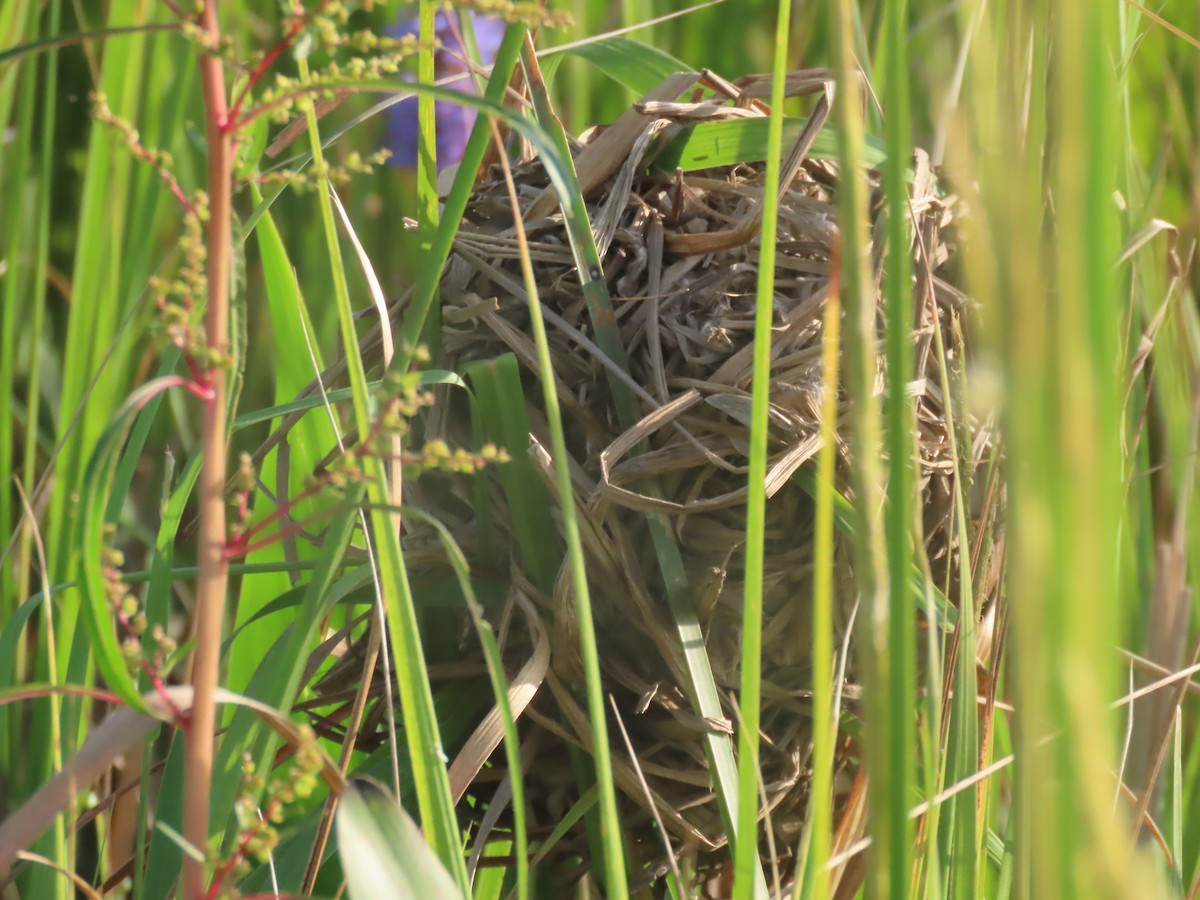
left=182, top=2, right=233, bottom=896
left=224, top=480, right=328, bottom=551
left=224, top=13, right=307, bottom=132
left=228, top=505, right=356, bottom=560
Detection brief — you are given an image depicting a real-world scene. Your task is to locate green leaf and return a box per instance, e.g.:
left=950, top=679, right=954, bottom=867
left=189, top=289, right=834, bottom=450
left=562, top=36, right=691, bottom=96
left=336, top=779, right=466, bottom=900
left=654, top=115, right=890, bottom=173
left=78, top=378, right=198, bottom=712
left=230, top=372, right=465, bottom=432
left=464, top=355, right=561, bottom=594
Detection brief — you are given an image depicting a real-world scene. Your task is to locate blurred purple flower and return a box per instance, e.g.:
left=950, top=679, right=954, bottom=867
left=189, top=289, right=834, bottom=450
left=385, top=10, right=506, bottom=170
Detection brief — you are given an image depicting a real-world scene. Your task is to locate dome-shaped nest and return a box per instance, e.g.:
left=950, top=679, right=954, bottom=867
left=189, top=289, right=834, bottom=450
left=308, top=72, right=994, bottom=893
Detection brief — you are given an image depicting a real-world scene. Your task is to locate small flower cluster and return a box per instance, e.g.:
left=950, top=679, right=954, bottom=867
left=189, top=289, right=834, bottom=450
left=100, top=526, right=179, bottom=692
left=453, top=0, right=574, bottom=28
left=207, top=731, right=323, bottom=895
left=91, top=92, right=199, bottom=217
left=177, top=16, right=235, bottom=59
left=225, top=352, right=508, bottom=560
left=411, top=438, right=508, bottom=475
left=228, top=452, right=257, bottom=547
left=232, top=7, right=426, bottom=134
left=90, top=91, right=221, bottom=383
left=255, top=148, right=393, bottom=191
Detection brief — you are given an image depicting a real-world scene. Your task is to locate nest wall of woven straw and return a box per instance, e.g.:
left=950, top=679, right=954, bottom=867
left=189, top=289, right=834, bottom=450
left=320, top=73, right=989, bottom=869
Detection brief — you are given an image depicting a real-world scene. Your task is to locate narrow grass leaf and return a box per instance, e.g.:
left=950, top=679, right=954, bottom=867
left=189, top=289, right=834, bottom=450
left=336, top=779, right=466, bottom=900
left=562, top=36, right=691, bottom=95
left=732, top=0, right=790, bottom=895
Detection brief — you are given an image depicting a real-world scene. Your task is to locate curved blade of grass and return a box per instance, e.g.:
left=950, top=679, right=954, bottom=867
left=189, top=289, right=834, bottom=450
left=487, top=59, right=627, bottom=893
left=405, top=506, right=529, bottom=900
left=336, top=778, right=465, bottom=900
left=396, top=23, right=526, bottom=364
left=298, top=60, right=471, bottom=891
left=229, top=371, right=465, bottom=431
left=0, top=23, right=177, bottom=66
left=563, top=36, right=690, bottom=95
left=77, top=378, right=204, bottom=712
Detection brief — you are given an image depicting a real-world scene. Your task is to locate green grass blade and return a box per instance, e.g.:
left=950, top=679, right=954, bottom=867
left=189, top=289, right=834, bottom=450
left=560, top=36, right=690, bottom=95
left=653, top=116, right=890, bottom=173
left=336, top=779, right=467, bottom=900
left=732, top=0, right=790, bottom=895
left=397, top=24, right=526, bottom=362
left=405, top=506, right=530, bottom=900
left=78, top=379, right=199, bottom=712
left=487, top=64, right=628, bottom=893
left=464, top=356, right=562, bottom=593
left=879, top=1, right=917, bottom=898
left=297, top=57, right=471, bottom=892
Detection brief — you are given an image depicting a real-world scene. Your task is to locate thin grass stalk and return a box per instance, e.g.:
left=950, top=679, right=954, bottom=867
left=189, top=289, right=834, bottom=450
left=796, top=233, right=845, bottom=900
left=14, top=483, right=66, bottom=884
left=396, top=24, right=526, bottom=366
left=880, top=0, right=917, bottom=896
left=0, top=0, right=37, bottom=830
left=928, top=286, right=979, bottom=900
left=0, top=33, right=31, bottom=615
left=830, top=2, right=893, bottom=899
left=181, top=3, right=232, bottom=896
left=409, top=503, right=530, bottom=900
left=489, top=109, right=630, bottom=900
left=416, top=0, right=438, bottom=348
left=731, top=0, right=791, bottom=895
left=296, top=59, right=471, bottom=895
left=17, top=0, right=59, bottom=638
left=518, top=43, right=767, bottom=895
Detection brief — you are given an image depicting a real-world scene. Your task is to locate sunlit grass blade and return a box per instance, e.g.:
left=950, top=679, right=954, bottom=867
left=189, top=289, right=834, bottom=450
left=483, top=79, right=628, bottom=897
left=397, top=24, right=526, bottom=361
left=336, top=778, right=465, bottom=900
left=228, top=189, right=339, bottom=696
left=405, top=507, right=530, bottom=900
left=731, top=0, right=790, bottom=895
left=297, top=61, right=472, bottom=893
left=560, top=36, right=690, bottom=94
left=653, top=117, right=890, bottom=173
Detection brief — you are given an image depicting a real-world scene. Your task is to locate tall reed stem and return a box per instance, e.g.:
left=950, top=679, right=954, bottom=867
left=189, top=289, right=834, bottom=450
left=182, top=2, right=232, bottom=896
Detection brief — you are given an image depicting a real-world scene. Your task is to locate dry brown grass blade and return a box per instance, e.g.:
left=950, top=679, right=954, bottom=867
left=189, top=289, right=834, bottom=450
left=525, top=72, right=701, bottom=220
left=663, top=86, right=832, bottom=255
left=0, top=687, right=346, bottom=878
left=448, top=584, right=550, bottom=802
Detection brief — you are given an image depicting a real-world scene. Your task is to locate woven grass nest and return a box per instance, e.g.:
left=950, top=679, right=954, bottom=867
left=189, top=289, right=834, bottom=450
left=312, top=71, right=993, bottom=890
